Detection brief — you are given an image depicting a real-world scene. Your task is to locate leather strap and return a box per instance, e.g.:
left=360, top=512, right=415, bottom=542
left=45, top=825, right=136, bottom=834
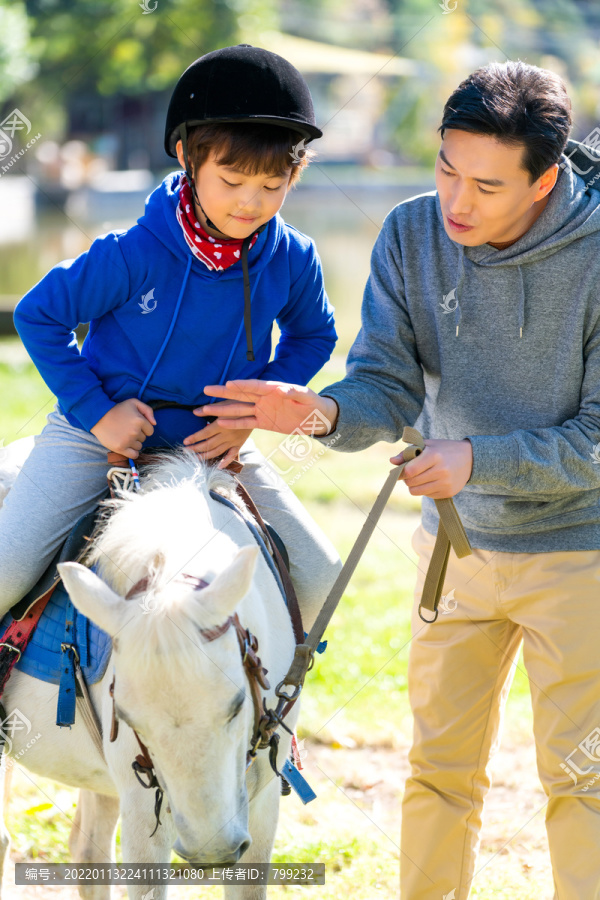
left=0, top=587, right=57, bottom=699
left=277, top=426, right=472, bottom=699
left=231, top=612, right=272, bottom=757
left=233, top=478, right=305, bottom=647
left=109, top=673, right=119, bottom=742
left=417, top=496, right=471, bottom=621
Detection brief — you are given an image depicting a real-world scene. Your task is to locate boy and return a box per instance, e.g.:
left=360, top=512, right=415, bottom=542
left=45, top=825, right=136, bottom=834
left=0, top=45, right=342, bottom=631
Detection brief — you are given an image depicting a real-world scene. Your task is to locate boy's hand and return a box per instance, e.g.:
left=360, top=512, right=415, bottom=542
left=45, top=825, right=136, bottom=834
left=90, top=398, right=156, bottom=459
left=199, top=380, right=339, bottom=436
left=183, top=403, right=251, bottom=468
left=391, top=438, right=473, bottom=499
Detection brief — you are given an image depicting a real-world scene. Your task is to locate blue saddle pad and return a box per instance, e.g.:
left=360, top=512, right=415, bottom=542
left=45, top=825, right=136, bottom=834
left=0, top=489, right=284, bottom=689
left=0, top=579, right=112, bottom=686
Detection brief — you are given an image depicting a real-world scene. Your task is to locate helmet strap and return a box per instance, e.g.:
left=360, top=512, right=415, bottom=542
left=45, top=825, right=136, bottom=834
left=179, top=123, right=198, bottom=202
left=180, top=122, right=234, bottom=239
left=179, top=119, right=268, bottom=362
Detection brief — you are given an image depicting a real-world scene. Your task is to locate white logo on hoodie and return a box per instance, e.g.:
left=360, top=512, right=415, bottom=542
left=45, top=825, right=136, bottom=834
left=440, top=288, right=458, bottom=313
left=139, top=288, right=157, bottom=314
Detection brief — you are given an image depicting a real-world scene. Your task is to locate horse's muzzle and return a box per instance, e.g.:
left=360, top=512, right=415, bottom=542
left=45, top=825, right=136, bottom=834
left=173, top=836, right=251, bottom=865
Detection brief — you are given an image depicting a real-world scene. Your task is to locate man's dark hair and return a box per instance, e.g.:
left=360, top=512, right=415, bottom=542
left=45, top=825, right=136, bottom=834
left=438, top=60, right=572, bottom=185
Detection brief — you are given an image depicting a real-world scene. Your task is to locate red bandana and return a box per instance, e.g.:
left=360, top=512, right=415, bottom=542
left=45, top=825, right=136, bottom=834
left=176, top=174, right=258, bottom=271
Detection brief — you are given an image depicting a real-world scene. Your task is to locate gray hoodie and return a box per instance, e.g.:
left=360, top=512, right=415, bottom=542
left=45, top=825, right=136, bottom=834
left=316, top=143, right=600, bottom=551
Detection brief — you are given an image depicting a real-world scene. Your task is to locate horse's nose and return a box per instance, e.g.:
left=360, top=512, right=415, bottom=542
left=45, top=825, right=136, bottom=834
left=173, top=838, right=197, bottom=861
left=237, top=837, right=251, bottom=858
left=173, top=836, right=251, bottom=865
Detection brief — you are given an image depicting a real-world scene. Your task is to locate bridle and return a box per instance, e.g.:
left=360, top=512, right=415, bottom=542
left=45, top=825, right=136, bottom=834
left=108, top=571, right=300, bottom=836
left=103, top=436, right=310, bottom=835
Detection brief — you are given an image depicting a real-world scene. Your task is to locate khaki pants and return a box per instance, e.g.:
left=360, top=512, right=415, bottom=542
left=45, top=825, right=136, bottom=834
left=401, top=523, right=600, bottom=900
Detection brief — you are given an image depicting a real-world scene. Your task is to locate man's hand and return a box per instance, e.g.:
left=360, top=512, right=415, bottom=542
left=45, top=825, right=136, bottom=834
left=391, top=438, right=473, bottom=499
left=199, top=380, right=339, bottom=436
left=90, top=398, right=156, bottom=458
left=183, top=402, right=252, bottom=469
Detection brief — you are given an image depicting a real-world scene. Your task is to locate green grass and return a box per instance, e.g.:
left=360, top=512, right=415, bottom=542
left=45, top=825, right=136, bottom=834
left=0, top=341, right=56, bottom=441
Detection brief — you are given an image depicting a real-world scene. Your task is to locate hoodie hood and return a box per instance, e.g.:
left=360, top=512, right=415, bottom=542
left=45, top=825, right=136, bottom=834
left=434, top=148, right=600, bottom=338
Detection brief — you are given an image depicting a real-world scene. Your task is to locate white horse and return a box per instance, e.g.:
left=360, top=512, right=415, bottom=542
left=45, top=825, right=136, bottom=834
left=0, top=441, right=299, bottom=900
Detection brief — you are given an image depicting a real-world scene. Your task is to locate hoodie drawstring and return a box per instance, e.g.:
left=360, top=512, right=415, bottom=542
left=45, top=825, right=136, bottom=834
left=242, top=233, right=255, bottom=361
left=241, top=221, right=268, bottom=362
left=454, top=246, right=466, bottom=338
left=137, top=255, right=193, bottom=401
left=137, top=219, right=266, bottom=411
left=517, top=265, right=525, bottom=339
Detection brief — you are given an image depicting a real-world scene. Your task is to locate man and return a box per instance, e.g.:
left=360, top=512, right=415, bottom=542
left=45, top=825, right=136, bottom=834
left=199, top=60, right=600, bottom=898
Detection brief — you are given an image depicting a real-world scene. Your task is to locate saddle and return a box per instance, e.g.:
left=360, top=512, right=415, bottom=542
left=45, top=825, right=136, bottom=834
left=0, top=447, right=299, bottom=730
left=0, top=500, right=113, bottom=685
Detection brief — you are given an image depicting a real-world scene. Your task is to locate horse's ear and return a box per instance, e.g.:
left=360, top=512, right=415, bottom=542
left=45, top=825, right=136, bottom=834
left=193, top=545, right=259, bottom=626
left=57, top=562, right=125, bottom=637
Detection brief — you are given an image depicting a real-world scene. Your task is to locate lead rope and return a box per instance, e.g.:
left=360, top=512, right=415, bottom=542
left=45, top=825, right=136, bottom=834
left=273, top=426, right=472, bottom=708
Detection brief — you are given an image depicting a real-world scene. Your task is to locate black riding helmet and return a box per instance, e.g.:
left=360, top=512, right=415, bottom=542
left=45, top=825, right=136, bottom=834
left=164, top=44, right=322, bottom=361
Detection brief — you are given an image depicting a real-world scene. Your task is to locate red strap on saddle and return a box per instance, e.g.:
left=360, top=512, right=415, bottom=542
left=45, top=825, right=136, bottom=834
left=0, top=583, right=58, bottom=698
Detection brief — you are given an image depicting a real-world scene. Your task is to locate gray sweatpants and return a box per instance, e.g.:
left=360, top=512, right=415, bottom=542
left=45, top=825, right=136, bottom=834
left=0, top=405, right=342, bottom=630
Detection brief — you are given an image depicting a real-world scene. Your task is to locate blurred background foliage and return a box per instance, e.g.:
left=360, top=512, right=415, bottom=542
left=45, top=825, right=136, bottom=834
left=2, top=0, right=600, bottom=168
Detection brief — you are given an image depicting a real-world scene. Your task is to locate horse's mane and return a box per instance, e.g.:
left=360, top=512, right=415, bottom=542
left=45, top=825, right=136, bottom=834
left=81, top=449, right=250, bottom=653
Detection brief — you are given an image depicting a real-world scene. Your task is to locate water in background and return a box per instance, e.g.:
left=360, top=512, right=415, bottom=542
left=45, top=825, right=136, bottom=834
left=0, top=167, right=435, bottom=359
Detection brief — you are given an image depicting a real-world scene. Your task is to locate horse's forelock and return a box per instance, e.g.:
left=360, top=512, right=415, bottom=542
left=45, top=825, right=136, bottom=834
left=81, top=449, right=246, bottom=599
left=121, top=580, right=237, bottom=672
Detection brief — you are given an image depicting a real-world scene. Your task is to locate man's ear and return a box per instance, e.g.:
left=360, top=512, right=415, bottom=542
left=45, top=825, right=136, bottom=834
left=536, top=162, right=559, bottom=201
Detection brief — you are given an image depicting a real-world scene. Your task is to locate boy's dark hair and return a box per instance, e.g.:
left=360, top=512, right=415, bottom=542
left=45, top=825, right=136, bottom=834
left=438, top=60, right=572, bottom=185
left=186, top=122, right=314, bottom=186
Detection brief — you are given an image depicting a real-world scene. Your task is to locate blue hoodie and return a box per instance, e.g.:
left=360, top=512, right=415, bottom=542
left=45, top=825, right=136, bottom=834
left=14, top=172, right=337, bottom=447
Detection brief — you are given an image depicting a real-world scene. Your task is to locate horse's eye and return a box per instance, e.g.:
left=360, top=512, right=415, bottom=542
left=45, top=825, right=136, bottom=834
left=227, top=690, right=246, bottom=723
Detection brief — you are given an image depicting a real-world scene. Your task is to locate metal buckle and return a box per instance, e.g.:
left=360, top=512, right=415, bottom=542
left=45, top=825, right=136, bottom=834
left=242, top=630, right=258, bottom=663
left=275, top=679, right=302, bottom=702
left=60, top=641, right=80, bottom=663
left=418, top=604, right=439, bottom=624
left=0, top=642, right=21, bottom=662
